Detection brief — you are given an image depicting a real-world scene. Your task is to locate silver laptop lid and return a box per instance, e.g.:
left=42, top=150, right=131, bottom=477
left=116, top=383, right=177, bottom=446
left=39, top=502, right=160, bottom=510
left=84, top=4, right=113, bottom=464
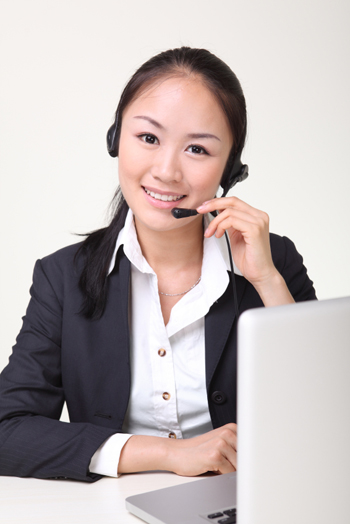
left=237, top=296, right=350, bottom=524
left=126, top=472, right=236, bottom=524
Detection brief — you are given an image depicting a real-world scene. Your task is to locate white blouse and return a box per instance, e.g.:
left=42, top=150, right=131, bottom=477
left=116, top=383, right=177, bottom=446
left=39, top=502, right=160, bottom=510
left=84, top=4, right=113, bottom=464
left=89, top=210, right=234, bottom=477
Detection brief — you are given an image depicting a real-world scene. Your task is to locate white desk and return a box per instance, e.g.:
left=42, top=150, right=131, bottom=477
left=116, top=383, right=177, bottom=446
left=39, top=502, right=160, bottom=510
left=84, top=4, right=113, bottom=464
left=0, top=472, right=199, bottom=523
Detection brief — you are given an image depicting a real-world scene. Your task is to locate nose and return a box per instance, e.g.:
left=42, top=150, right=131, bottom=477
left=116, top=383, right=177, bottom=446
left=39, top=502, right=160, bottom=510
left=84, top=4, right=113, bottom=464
left=150, top=148, right=183, bottom=184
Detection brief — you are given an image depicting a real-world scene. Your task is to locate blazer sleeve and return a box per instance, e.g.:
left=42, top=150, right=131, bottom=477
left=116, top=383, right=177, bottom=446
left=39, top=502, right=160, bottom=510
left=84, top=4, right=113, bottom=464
left=270, top=234, right=317, bottom=302
left=0, top=258, right=117, bottom=482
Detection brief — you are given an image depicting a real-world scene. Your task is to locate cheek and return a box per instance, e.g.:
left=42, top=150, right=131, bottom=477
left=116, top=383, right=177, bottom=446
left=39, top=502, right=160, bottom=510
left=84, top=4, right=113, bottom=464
left=118, top=140, right=150, bottom=188
left=191, top=165, right=222, bottom=197
left=118, top=134, right=139, bottom=181
left=117, top=160, right=129, bottom=193
left=118, top=151, right=142, bottom=188
left=117, top=162, right=138, bottom=206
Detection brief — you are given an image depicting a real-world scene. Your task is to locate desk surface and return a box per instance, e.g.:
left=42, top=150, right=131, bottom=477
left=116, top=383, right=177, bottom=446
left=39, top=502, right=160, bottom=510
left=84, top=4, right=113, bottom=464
left=0, top=472, right=198, bottom=523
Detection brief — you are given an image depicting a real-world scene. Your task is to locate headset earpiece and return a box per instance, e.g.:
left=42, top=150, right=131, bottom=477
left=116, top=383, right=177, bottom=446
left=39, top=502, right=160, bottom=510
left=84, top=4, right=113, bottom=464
left=106, top=116, right=120, bottom=157
left=221, top=152, right=249, bottom=196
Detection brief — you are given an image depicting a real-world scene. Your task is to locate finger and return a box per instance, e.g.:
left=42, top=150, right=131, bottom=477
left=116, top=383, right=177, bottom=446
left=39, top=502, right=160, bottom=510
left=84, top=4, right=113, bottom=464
left=219, top=458, right=237, bottom=474
left=221, top=422, right=238, bottom=435
left=198, top=196, right=265, bottom=218
left=204, top=208, right=263, bottom=237
left=205, top=212, right=268, bottom=239
left=193, top=425, right=238, bottom=450
left=208, top=440, right=237, bottom=473
left=210, top=428, right=238, bottom=453
left=214, top=459, right=236, bottom=475
left=221, top=447, right=237, bottom=472
left=221, top=441, right=237, bottom=470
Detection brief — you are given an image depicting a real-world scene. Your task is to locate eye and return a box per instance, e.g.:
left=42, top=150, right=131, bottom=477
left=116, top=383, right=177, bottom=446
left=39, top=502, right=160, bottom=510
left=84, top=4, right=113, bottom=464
left=139, top=133, right=159, bottom=145
left=187, top=145, right=209, bottom=155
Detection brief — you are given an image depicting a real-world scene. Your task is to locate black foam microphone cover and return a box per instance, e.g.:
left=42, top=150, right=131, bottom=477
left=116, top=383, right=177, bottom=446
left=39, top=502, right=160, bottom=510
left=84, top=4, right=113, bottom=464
left=171, top=208, right=199, bottom=219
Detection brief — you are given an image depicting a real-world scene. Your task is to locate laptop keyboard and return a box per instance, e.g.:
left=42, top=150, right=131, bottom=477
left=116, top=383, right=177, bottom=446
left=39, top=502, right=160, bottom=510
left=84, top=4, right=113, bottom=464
left=201, top=506, right=236, bottom=523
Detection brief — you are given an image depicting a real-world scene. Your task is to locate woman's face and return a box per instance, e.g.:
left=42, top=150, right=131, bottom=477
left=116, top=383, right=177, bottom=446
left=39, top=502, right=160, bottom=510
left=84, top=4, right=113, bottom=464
left=118, top=75, right=233, bottom=234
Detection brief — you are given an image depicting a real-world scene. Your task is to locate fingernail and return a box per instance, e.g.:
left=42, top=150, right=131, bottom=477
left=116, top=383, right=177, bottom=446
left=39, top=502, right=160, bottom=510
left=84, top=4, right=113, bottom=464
left=197, top=201, right=210, bottom=211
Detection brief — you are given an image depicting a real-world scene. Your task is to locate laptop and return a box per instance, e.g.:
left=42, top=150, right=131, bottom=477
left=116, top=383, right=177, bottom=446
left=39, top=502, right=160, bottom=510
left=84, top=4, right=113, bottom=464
left=126, top=296, right=350, bottom=524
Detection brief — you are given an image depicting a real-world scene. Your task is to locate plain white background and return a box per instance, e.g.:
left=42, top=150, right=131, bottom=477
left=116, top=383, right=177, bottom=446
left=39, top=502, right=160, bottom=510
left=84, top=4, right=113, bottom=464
left=1, top=0, right=349, bottom=372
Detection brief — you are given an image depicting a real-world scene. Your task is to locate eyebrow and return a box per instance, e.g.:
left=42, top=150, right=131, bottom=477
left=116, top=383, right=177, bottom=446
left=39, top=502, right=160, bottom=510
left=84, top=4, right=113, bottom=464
left=133, top=116, right=221, bottom=141
left=187, top=133, right=221, bottom=142
left=134, top=115, right=164, bottom=129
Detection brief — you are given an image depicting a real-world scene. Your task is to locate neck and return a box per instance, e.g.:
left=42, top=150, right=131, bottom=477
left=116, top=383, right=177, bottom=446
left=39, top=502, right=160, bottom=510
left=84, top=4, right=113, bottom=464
left=134, top=215, right=204, bottom=273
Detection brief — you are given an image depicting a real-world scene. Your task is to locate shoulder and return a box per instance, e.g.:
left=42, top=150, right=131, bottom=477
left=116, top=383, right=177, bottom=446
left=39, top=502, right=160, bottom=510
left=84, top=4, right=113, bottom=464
left=30, top=241, right=86, bottom=305
left=41, top=240, right=84, bottom=263
left=38, top=241, right=85, bottom=277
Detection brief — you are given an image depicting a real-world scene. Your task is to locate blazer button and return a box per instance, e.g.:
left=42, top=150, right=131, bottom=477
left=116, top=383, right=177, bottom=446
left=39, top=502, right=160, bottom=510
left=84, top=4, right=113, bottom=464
left=211, top=391, right=227, bottom=405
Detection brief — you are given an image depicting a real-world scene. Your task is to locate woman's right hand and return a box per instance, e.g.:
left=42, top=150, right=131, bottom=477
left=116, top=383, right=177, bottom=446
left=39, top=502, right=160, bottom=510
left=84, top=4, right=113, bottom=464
left=118, top=423, right=237, bottom=476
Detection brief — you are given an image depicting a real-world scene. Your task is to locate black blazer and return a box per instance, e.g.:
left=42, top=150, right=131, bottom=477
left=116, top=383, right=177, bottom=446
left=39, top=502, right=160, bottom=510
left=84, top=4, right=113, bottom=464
left=0, top=234, right=316, bottom=482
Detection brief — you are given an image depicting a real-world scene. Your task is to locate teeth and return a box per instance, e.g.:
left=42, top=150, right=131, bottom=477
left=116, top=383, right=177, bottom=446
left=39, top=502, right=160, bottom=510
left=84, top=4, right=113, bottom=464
left=144, top=188, right=184, bottom=202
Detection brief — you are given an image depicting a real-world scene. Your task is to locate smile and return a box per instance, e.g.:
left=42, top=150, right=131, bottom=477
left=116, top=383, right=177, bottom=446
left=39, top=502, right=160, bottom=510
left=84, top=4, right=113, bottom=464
left=143, top=187, right=185, bottom=202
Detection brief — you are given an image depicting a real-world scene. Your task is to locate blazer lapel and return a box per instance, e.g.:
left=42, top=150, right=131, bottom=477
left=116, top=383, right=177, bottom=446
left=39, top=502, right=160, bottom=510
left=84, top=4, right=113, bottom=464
left=92, top=247, right=131, bottom=429
left=205, top=273, right=247, bottom=388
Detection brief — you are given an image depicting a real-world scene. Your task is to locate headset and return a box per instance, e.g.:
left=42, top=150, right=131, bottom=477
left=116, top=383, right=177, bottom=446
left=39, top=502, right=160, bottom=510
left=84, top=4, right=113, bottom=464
left=107, top=115, right=249, bottom=318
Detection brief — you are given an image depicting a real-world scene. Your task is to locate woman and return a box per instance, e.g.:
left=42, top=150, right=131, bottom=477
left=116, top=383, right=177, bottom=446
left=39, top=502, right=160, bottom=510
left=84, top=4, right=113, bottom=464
left=0, top=47, right=316, bottom=482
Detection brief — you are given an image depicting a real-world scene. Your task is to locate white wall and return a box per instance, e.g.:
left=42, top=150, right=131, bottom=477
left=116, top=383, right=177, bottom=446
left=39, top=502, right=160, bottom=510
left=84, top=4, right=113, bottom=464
left=1, top=0, right=349, bottom=371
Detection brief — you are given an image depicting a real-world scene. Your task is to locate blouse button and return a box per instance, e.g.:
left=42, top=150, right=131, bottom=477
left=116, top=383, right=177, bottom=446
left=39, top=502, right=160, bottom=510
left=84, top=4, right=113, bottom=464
left=158, top=349, right=166, bottom=357
left=162, top=392, right=171, bottom=401
left=168, top=432, right=176, bottom=439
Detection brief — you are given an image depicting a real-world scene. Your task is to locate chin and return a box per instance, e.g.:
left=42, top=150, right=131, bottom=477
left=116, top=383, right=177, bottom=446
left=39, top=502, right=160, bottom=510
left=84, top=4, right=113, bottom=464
left=133, top=206, right=199, bottom=234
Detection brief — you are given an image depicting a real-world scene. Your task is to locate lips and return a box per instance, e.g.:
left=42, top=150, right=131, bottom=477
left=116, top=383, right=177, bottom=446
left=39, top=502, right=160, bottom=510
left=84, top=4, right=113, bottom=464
left=142, top=187, right=185, bottom=202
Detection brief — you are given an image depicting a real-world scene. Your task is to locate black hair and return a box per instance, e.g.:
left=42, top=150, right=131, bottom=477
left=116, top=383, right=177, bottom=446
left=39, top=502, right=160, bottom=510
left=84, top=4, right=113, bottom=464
left=77, top=47, right=247, bottom=319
